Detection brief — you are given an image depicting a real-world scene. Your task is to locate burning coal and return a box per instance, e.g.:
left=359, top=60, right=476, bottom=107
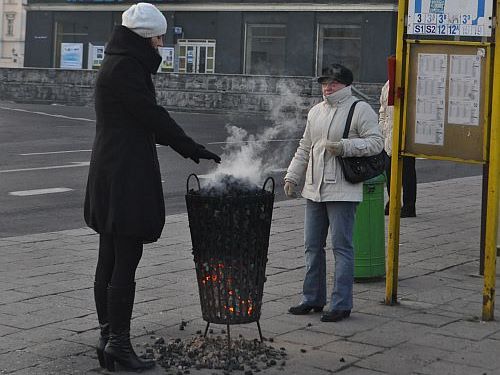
left=189, top=174, right=262, bottom=197
left=197, top=258, right=258, bottom=318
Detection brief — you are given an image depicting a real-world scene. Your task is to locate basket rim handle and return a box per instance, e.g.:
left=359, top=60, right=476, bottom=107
left=262, top=176, right=275, bottom=194
left=186, top=173, right=201, bottom=193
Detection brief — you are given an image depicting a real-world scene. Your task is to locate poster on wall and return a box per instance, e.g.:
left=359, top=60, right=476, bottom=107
left=60, top=43, right=83, bottom=69
left=447, top=53, right=482, bottom=126
left=414, top=53, right=447, bottom=146
left=158, top=47, right=175, bottom=72
left=88, top=43, right=105, bottom=70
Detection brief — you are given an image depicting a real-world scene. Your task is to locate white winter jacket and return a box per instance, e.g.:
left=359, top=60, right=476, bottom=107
left=378, top=80, right=394, bottom=156
left=285, top=86, right=384, bottom=202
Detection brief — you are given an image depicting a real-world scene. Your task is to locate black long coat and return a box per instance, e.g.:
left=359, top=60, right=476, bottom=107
left=84, top=26, right=201, bottom=243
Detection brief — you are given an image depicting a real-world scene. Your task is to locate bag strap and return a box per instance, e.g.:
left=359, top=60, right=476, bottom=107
left=342, top=100, right=362, bottom=139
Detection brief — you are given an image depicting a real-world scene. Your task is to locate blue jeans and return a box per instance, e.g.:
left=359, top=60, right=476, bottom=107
left=302, top=200, right=358, bottom=311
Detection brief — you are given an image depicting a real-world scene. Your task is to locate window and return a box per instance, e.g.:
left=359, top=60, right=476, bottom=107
left=316, top=25, right=361, bottom=79
left=245, top=24, right=286, bottom=75
left=5, top=13, right=15, bottom=37
left=177, top=39, right=216, bottom=74
left=54, top=21, right=89, bottom=68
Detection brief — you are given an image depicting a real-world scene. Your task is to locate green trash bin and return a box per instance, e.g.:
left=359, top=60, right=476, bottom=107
left=353, top=174, right=385, bottom=281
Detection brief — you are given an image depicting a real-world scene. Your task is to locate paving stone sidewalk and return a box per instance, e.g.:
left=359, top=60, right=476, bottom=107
left=1, top=176, right=499, bottom=375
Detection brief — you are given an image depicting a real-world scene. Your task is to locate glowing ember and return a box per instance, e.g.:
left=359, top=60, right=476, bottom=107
left=196, top=259, right=258, bottom=317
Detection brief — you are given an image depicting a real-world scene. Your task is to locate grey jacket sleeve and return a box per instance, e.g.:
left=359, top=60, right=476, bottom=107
left=285, top=117, right=312, bottom=185
left=341, top=101, right=384, bottom=157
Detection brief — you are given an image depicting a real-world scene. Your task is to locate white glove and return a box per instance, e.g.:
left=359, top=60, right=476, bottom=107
left=284, top=181, right=297, bottom=198
left=325, top=140, right=344, bottom=156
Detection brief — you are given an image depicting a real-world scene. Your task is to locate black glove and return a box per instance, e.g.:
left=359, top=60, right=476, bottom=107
left=191, top=147, right=221, bottom=164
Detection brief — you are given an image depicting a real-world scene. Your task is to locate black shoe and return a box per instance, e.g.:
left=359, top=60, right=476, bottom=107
left=288, top=303, right=324, bottom=315
left=320, top=310, right=351, bottom=322
left=400, top=206, right=416, bottom=218
left=384, top=202, right=389, bottom=216
left=104, top=284, right=155, bottom=372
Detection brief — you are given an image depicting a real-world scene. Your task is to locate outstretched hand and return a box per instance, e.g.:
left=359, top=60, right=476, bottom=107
left=191, top=147, right=221, bottom=164
left=198, top=148, right=221, bottom=163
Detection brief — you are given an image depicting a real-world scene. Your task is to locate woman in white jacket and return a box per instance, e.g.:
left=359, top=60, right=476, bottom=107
left=284, top=63, right=383, bottom=322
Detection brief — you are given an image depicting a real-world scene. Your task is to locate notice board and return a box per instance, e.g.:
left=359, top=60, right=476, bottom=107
left=403, top=40, right=491, bottom=162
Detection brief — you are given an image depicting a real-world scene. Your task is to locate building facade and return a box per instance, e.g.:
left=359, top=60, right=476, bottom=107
left=24, top=0, right=397, bottom=82
left=0, top=0, right=26, bottom=67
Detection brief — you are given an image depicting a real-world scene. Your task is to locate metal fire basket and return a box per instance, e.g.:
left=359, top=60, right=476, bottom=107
left=185, top=174, right=275, bottom=344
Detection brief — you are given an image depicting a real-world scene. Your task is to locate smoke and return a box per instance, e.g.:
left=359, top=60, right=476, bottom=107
left=205, top=81, right=315, bottom=188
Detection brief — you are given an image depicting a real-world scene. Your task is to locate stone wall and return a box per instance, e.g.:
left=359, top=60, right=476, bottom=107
left=0, top=68, right=383, bottom=116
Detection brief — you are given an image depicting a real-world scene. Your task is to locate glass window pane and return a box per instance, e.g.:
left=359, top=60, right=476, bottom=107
left=198, top=47, right=206, bottom=73
left=321, top=25, right=360, bottom=39
left=251, top=25, right=286, bottom=37
left=207, top=59, right=214, bottom=70
left=245, top=24, right=286, bottom=75
left=186, top=47, right=194, bottom=72
left=207, top=47, right=214, bottom=58
left=317, top=25, right=361, bottom=79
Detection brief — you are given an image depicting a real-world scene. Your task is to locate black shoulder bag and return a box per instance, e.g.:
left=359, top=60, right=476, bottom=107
left=338, top=100, right=386, bottom=184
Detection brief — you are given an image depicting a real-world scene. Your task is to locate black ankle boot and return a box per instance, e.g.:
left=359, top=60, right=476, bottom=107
left=104, top=283, right=155, bottom=372
left=320, top=309, right=351, bottom=322
left=288, top=303, right=324, bottom=315
left=94, top=282, right=109, bottom=368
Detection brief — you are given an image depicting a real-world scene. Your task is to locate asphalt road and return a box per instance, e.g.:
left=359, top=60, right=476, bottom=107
left=0, top=101, right=482, bottom=238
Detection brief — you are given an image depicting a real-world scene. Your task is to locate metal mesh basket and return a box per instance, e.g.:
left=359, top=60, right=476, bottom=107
left=185, top=174, right=274, bottom=326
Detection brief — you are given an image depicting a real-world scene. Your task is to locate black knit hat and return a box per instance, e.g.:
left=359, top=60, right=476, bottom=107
left=317, top=63, right=354, bottom=85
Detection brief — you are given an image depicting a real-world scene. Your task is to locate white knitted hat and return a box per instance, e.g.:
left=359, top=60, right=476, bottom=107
left=122, top=3, right=167, bottom=38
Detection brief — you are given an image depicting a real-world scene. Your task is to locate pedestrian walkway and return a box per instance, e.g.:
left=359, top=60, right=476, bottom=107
left=1, top=176, right=499, bottom=374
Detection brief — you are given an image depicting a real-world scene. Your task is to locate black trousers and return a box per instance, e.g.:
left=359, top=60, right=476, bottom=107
left=385, top=154, right=417, bottom=208
left=94, top=234, right=144, bottom=287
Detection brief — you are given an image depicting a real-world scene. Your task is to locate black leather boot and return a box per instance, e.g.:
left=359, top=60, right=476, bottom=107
left=288, top=303, right=324, bottom=315
left=320, top=309, right=351, bottom=322
left=94, top=282, right=109, bottom=368
left=104, top=283, right=155, bottom=372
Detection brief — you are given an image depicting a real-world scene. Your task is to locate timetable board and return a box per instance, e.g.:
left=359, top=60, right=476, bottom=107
left=404, top=41, right=490, bottom=162
left=408, top=0, right=493, bottom=37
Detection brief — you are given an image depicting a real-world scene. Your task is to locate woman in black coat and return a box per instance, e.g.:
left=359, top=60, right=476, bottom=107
left=84, top=3, right=220, bottom=372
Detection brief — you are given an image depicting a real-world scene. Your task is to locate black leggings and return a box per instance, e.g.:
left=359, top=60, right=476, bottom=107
left=94, top=234, right=143, bottom=286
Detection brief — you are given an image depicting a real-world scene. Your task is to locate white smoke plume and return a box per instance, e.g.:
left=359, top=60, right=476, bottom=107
left=205, top=81, right=317, bottom=189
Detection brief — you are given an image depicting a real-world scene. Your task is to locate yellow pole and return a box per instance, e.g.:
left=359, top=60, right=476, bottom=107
left=385, top=0, right=407, bottom=305
left=482, top=2, right=500, bottom=321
